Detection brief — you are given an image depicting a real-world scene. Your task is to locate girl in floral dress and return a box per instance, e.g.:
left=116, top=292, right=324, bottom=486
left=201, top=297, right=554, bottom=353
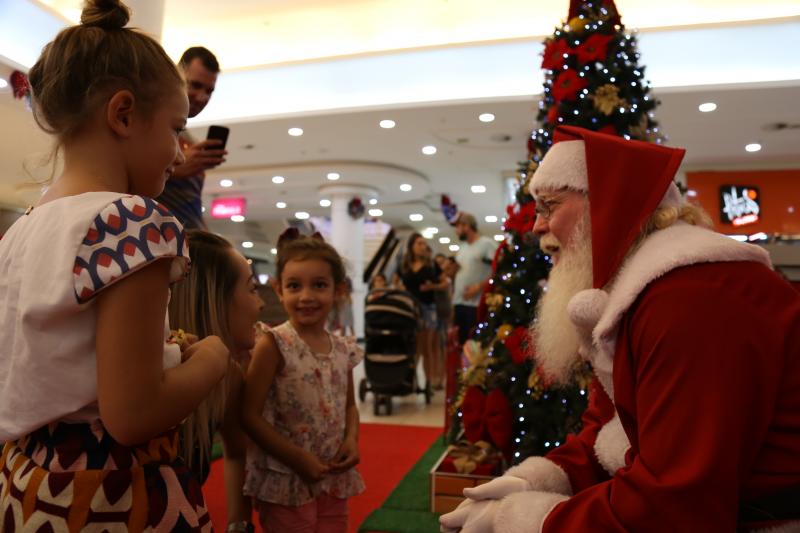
left=242, top=230, right=365, bottom=532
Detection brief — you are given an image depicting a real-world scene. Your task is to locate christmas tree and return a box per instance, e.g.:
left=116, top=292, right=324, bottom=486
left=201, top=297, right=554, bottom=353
left=447, top=0, right=664, bottom=464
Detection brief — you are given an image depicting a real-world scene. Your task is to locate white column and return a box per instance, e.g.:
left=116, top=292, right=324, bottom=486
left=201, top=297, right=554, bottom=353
left=321, top=184, right=377, bottom=339
left=126, top=0, right=165, bottom=41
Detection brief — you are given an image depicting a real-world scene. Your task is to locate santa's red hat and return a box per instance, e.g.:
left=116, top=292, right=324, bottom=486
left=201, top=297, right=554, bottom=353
left=529, top=125, right=685, bottom=289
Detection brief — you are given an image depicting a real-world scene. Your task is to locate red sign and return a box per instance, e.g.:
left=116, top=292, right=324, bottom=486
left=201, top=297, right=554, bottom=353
left=210, top=197, right=246, bottom=219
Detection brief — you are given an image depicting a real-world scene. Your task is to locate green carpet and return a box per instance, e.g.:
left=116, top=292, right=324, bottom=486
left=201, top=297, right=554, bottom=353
left=359, top=436, right=447, bottom=533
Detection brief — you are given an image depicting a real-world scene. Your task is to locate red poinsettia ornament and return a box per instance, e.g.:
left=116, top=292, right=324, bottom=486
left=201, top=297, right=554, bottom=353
left=503, top=201, right=537, bottom=235
left=551, top=69, right=588, bottom=102
left=10, top=71, right=30, bottom=101
left=541, top=38, right=571, bottom=71
left=574, top=33, right=614, bottom=64
left=503, top=326, right=530, bottom=365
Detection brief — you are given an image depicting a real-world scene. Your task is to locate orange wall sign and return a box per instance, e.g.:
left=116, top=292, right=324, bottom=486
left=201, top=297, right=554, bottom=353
left=686, top=169, right=800, bottom=235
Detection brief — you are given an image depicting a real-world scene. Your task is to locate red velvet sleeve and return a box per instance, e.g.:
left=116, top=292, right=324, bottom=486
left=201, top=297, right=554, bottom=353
left=542, top=263, right=800, bottom=532
left=545, top=377, right=615, bottom=492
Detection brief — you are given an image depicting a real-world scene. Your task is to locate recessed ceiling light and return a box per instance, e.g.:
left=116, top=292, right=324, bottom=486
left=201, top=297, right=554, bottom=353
left=494, top=234, right=505, bottom=241
left=288, top=127, right=303, bottom=136
left=379, top=119, right=396, bottom=129
left=0, top=79, right=8, bottom=89
left=276, top=201, right=287, bottom=209
left=327, top=172, right=340, bottom=181
left=745, top=143, right=762, bottom=153
left=422, top=145, right=437, bottom=155
left=369, top=198, right=378, bottom=205
left=272, top=175, right=285, bottom=184
left=449, top=244, right=460, bottom=252
left=471, top=185, right=487, bottom=194
left=231, top=215, right=245, bottom=222
left=270, top=247, right=278, bottom=254
left=485, top=215, right=498, bottom=223
left=319, top=199, right=331, bottom=207
left=409, top=213, right=423, bottom=222
left=400, top=183, right=412, bottom=192
left=439, top=237, right=451, bottom=244
left=424, top=226, right=439, bottom=234
left=295, top=211, right=310, bottom=220
left=687, top=190, right=698, bottom=197
left=220, top=179, right=233, bottom=188
left=479, top=113, right=495, bottom=123
left=368, top=208, right=383, bottom=217
left=201, top=206, right=206, bottom=213
left=258, top=274, right=268, bottom=284
left=698, top=102, right=717, bottom=113
left=242, top=241, right=254, bottom=248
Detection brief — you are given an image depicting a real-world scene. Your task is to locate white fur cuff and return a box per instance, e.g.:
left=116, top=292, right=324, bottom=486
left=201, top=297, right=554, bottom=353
left=594, top=414, right=631, bottom=476
left=494, top=491, right=569, bottom=533
left=504, top=456, right=572, bottom=495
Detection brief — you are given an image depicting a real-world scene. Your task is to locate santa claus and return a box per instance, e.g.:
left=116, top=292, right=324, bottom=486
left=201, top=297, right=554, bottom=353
left=440, top=126, right=800, bottom=532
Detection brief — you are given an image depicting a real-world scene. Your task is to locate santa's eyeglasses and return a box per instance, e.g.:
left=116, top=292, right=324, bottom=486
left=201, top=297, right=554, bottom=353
left=534, top=192, right=571, bottom=221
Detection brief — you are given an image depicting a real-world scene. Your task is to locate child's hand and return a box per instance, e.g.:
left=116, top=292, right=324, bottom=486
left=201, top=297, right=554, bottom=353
left=182, top=335, right=229, bottom=377
left=328, top=438, right=359, bottom=473
left=296, top=451, right=330, bottom=483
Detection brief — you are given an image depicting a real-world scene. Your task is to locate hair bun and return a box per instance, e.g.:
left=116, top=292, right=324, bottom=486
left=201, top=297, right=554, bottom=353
left=80, top=0, right=130, bottom=30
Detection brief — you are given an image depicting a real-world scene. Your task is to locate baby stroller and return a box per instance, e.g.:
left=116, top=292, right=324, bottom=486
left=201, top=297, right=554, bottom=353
left=359, top=289, right=432, bottom=415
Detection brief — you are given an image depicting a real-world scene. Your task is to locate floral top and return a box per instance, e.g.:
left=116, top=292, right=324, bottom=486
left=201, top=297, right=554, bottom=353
left=244, top=321, right=365, bottom=506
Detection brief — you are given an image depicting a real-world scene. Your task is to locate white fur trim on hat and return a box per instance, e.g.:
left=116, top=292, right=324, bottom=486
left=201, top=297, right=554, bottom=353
left=568, top=289, right=609, bottom=333
left=594, top=413, right=631, bottom=476
left=505, top=456, right=573, bottom=495
left=529, top=140, right=587, bottom=196
left=749, top=522, right=800, bottom=533
left=494, top=491, right=569, bottom=533
left=658, top=182, right=683, bottom=209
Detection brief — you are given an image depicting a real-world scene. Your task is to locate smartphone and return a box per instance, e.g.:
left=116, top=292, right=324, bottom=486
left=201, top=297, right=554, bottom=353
left=206, top=125, right=230, bottom=150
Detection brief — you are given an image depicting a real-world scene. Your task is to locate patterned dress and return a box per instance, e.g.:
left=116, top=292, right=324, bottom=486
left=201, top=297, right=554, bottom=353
left=0, top=193, right=211, bottom=531
left=244, top=321, right=365, bottom=507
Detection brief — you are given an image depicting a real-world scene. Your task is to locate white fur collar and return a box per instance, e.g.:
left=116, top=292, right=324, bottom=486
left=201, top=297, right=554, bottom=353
left=569, top=223, right=771, bottom=399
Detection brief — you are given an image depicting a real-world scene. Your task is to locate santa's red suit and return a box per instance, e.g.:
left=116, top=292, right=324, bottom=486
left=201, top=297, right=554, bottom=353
left=494, top=223, right=800, bottom=533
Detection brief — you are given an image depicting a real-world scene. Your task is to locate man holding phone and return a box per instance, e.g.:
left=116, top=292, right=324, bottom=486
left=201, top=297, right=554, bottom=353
left=157, top=46, right=227, bottom=229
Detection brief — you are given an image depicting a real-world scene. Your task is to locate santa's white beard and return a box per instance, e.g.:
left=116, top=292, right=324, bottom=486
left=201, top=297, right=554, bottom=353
left=531, top=216, right=593, bottom=384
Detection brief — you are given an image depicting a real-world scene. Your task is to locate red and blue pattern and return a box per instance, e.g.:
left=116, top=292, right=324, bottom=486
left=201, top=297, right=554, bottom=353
left=73, top=196, right=188, bottom=303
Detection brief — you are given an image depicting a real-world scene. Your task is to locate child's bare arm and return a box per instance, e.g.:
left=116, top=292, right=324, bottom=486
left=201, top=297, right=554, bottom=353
left=219, top=364, right=252, bottom=525
left=242, top=332, right=328, bottom=483
left=95, top=260, right=229, bottom=446
left=330, top=370, right=360, bottom=473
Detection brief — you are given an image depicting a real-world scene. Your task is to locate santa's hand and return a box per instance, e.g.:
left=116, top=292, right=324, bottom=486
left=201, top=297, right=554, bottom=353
left=440, top=498, right=500, bottom=533
left=463, top=476, right=531, bottom=501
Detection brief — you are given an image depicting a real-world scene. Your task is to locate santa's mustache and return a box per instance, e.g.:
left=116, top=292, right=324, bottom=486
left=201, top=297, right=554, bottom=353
left=540, top=234, right=561, bottom=255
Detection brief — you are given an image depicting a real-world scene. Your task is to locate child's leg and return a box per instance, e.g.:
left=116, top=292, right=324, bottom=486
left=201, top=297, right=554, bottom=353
left=257, top=498, right=317, bottom=533
left=315, top=494, right=348, bottom=533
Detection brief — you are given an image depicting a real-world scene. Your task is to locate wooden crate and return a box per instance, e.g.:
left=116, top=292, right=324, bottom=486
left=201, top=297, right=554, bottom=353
left=429, top=449, right=495, bottom=514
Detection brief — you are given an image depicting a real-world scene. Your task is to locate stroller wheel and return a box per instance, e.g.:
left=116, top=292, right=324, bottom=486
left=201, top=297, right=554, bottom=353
left=424, top=383, right=432, bottom=405
left=373, top=396, right=381, bottom=416
left=358, top=378, right=368, bottom=402
left=384, top=395, right=393, bottom=416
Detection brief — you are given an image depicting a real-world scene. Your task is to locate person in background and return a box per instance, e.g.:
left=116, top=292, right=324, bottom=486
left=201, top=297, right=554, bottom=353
left=156, top=46, right=226, bottom=229
left=433, top=252, right=454, bottom=389
left=451, top=213, right=498, bottom=344
left=242, top=231, right=364, bottom=533
left=0, top=1, right=229, bottom=528
left=441, top=125, right=800, bottom=532
left=367, top=272, right=390, bottom=301
left=169, top=230, right=265, bottom=533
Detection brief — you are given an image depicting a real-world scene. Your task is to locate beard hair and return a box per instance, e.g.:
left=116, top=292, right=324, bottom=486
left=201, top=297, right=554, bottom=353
left=531, top=212, right=593, bottom=384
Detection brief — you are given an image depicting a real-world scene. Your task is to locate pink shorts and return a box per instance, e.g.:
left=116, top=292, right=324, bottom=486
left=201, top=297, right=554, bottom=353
left=257, top=493, right=348, bottom=533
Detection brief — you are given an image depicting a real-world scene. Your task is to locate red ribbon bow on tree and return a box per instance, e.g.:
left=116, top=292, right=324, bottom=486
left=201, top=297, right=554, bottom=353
left=461, top=386, right=513, bottom=460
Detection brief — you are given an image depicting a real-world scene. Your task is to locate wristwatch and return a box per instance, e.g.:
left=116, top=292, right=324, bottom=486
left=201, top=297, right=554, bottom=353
left=226, top=521, right=254, bottom=533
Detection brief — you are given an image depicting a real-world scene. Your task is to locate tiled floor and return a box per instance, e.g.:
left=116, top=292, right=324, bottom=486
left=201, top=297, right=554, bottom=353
left=353, top=359, right=446, bottom=428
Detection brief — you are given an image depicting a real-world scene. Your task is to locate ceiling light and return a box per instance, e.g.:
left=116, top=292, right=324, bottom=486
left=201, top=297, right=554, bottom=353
left=494, top=234, right=505, bottom=241
left=295, top=211, right=310, bottom=220
left=471, top=185, right=487, bottom=194
left=220, top=179, right=233, bottom=187
left=379, top=119, right=396, bottom=129
left=409, top=213, right=423, bottom=222
left=698, top=102, right=717, bottom=113
left=422, top=230, right=435, bottom=239
left=745, top=143, right=762, bottom=153
left=369, top=198, right=378, bottom=205
left=449, top=244, right=460, bottom=252
left=288, top=127, right=303, bottom=136
left=400, top=183, right=412, bottom=192
left=258, top=274, right=269, bottom=284
left=368, top=208, right=383, bottom=217
left=424, top=227, right=439, bottom=234
left=422, top=145, right=437, bottom=155
left=231, top=215, right=245, bottom=222
left=327, top=172, right=340, bottom=181
left=319, top=199, right=331, bottom=207
left=485, top=215, right=498, bottom=223
left=272, top=175, right=285, bottom=184
left=270, top=247, right=278, bottom=254
left=0, top=79, right=8, bottom=89
left=242, top=241, right=254, bottom=248
left=479, top=113, right=495, bottom=123
left=201, top=206, right=206, bottom=213
left=439, top=237, right=451, bottom=244
left=687, top=190, right=698, bottom=197
left=276, top=201, right=287, bottom=209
